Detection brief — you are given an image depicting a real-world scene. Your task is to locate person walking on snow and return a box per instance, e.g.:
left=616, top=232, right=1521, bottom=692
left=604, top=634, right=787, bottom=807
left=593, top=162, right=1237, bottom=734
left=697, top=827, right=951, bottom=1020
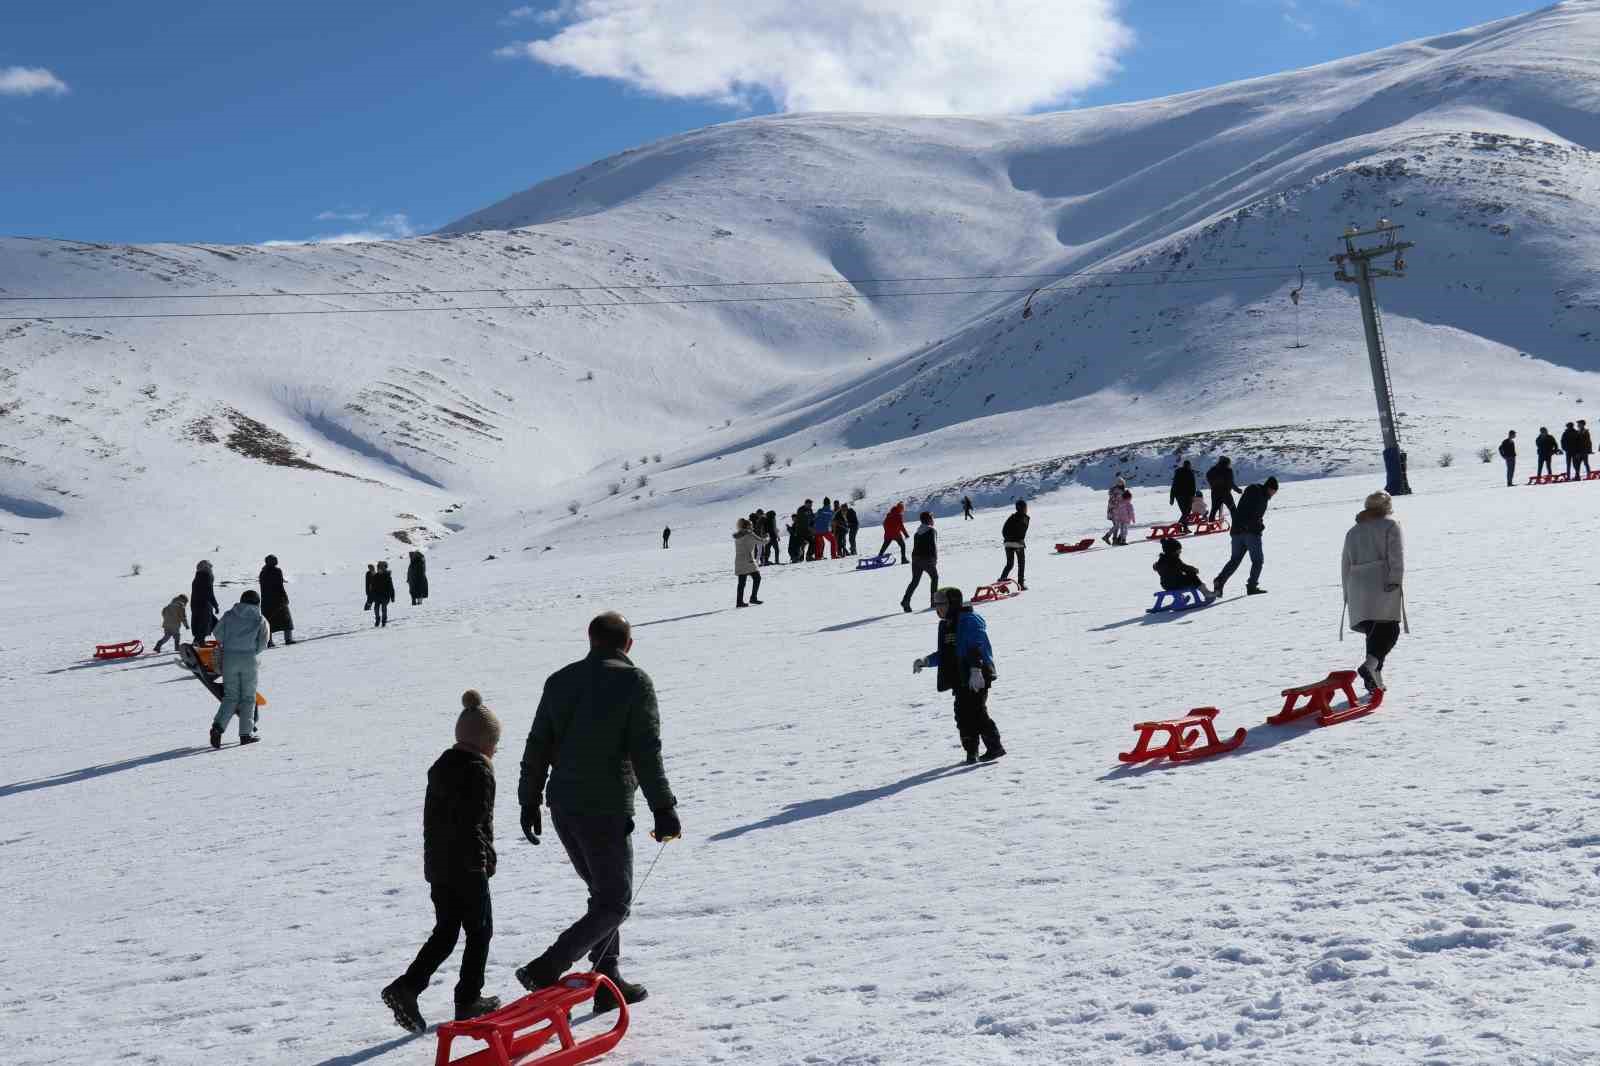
left=661, top=527, right=670, bottom=550
left=1102, top=477, right=1127, bottom=544
left=812, top=498, right=839, bottom=560
left=191, top=560, right=219, bottom=643
left=1110, top=489, right=1135, bottom=545
left=259, top=554, right=295, bottom=646
left=372, top=561, right=397, bottom=627
left=733, top=518, right=765, bottom=607
left=382, top=691, right=504, bottom=1032
left=999, top=500, right=1030, bottom=590
left=515, top=612, right=680, bottom=1014
left=878, top=502, right=910, bottom=563
left=1341, top=491, right=1406, bottom=695
left=1153, top=538, right=1214, bottom=601
left=407, top=550, right=430, bottom=606
left=901, top=511, right=940, bottom=613
left=364, top=564, right=376, bottom=611
left=1169, top=460, right=1197, bottom=521
left=208, top=589, right=269, bottom=749
left=1206, top=458, right=1239, bottom=522
left=154, top=594, right=189, bottom=653
left=962, top=496, right=975, bottom=520
left=913, top=587, right=1004, bottom=764
left=831, top=505, right=850, bottom=558
left=766, top=510, right=782, bottom=565
left=1577, top=420, right=1593, bottom=477
left=1535, top=426, right=1560, bottom=478
left=1560, top=422, right=1578, bottom=476
left=845, top=503, right=861, bottom=556
left=796, top=500, right=815, bottom=561
left=1213, top=477, right=1278, bottom=597
left=1498, top=431, right=1517, bottom=487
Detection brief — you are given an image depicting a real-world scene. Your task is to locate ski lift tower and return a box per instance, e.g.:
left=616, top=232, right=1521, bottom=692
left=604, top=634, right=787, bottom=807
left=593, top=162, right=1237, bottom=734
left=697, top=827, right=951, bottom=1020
left=1332, top=219, right=1414, bottom=496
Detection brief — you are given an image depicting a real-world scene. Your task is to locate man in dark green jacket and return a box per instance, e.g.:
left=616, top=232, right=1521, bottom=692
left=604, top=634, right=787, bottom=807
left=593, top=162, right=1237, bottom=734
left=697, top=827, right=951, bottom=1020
left=514, top=612, right=680, bottom=1013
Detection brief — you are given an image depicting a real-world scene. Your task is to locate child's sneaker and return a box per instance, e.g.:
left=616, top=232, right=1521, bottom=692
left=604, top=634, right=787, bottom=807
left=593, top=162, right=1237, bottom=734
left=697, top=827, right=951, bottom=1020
left=454, top=995, right=501, bottom=1021
left=381, top=981, right=426, bottom=1034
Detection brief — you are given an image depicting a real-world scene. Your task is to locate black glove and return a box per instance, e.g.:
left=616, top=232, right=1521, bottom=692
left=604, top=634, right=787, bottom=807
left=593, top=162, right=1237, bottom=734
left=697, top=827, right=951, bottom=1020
left=650, top=807, right=682, bottom=843
left=521, top=805, right=542, bottom=845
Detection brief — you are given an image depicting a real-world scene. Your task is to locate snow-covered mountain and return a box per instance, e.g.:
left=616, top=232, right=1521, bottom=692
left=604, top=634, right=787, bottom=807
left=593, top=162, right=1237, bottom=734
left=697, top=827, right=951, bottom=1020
left=5, top=1, right=1600, bottom=560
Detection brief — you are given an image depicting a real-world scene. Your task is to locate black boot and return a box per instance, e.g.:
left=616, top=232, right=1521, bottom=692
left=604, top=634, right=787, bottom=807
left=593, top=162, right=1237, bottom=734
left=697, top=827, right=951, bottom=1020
left=1246, top=585, right=1267, bottom=595
left=594, top=965, right=648, bottom=1013
left=381, top=980, right=426, bottom=1034
left=515, top=954, right=564, bottom=993
left=900, top=599, right=912, bottom=613
left=209, top=724, right=222, bottom=750
left=961, top=734, right=979, bottom=765
left=978, top=724, right=1006, bottom=762
left=454, top=995, right=501, bottom=1021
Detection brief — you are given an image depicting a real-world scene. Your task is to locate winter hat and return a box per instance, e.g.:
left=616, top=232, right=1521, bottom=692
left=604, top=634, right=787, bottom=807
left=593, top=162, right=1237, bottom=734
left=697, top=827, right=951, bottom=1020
left=377, top=561, right=388, bottom=571
left=240, top=589, right=260, bottom=605
left=1160, top=537, right=1182, bottom=555
left=456, top=690, right=502, bottom=750
left=197, top=560, right=212, bottom=573
left=1363, top=491, right=1393, bottom=516
left=177, top=593, right=189, bottom=603
left=265, top=554, right=278, bottom=566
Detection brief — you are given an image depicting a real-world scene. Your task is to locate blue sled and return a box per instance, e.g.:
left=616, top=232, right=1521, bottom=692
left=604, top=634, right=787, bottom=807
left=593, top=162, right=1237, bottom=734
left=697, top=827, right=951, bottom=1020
left=1148, top=588, right=1212, bottom=613
left=856, top=554, right=898, bottom=571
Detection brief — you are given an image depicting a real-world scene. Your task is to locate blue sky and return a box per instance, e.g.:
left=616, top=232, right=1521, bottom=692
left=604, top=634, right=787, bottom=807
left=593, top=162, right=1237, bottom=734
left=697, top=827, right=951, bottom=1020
left=0, top=1, right=1542, bottom=244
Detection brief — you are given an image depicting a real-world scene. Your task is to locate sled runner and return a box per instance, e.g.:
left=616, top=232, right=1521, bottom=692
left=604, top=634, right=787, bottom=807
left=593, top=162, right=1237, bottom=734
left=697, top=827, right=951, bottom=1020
left=1118, top=707, right=1246, bottom=764
left=970, top=579, right=1020, bottom=604
left=1186, top=518, right=1229, bottom=536
left=1145, top=522, right=1189, bottom=540
left=178, top=642, right=267, bottom=707
left=1527, top=473, right=1572, bottom=486
left=1267, top=670, right=1382, bottom=727
left=855, top=554, right=897, bottom=570
left=434, top=972, right=628, bottom=1066
left=1148, top=588, right=1209, bottom=613
left=1054, top=539, right=1094, bottom=554
left=93, top=640, right=144, bottom=660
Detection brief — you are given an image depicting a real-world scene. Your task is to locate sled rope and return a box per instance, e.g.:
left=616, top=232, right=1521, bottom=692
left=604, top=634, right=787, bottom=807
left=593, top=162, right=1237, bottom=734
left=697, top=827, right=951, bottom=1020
left=592, top=841, right=668, bottom=970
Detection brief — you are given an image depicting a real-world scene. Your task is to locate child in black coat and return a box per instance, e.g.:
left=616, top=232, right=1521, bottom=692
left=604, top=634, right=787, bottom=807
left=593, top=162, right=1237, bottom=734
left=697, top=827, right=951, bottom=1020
left=382, top=691, right=503, bottom=1032
left=1153, top=538, right=1214, bottom=599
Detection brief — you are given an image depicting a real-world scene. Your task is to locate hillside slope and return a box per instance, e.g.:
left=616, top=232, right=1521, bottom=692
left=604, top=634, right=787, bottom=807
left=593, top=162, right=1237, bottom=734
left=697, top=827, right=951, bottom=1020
left=4, top=1, right=1600, bottom=559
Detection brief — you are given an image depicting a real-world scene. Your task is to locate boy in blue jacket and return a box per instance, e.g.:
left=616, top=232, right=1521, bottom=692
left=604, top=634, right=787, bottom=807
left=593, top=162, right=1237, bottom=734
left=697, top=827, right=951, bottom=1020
left=913, top=588, right=1005, bottom=764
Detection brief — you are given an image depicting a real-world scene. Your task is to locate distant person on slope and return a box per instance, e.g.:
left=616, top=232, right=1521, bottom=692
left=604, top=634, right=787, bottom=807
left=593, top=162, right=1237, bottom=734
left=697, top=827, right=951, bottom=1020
left=1342, top=491, right=1406, bottom=695
left=191, top=560, right=219, bottom=643
left=1110, top=489, right=1135, bottom=546
left=1153, top=538, right=1214, bottom=601
left=831, top=505, right=850, bottom=558
left=1206, top=458, right=1239, bottom=522
left=365, top=564, right=376, bottom=612
left=733, top=517, right=765, bottom=608
left=372, top=561, right=397, bottom=627
left=515, top=612, right=680, bottom=1014
left=878, top=502, right=910, bottom=563
left=812, top=498, right=838, bottom=560
left=381, top=690, right=503, bottom=1033
left=208, top=589, right=269, bottom=749
left=1102, top=477, right=1127, bottom=544
left=1577, top=420, right=1594, bottom=477
left=901, top=511, right=939, bottom=613
left=1535, top=426, right=1560, bottom=478
left=661, top=527, right=671, bottom=550
left=259, top=554, right=295, bottom=646
left=913, top=587, right=1004, bottom=764
left=845, top=503, right=861, bottom=556
left=1560, top=422, right=1578, bottom=476
left=962, top=496, right=975, bottom=520
left=998, top=500, right=1030, bottom=590
left=1498, top=431, right=1517, bottom=487
left=154, top=594, right=189, bottom=653
left=796, top=500, right=815, bottom=561
left=1213, top=477, right=1278, bottom=598
left=1169, top=460, right=1197, bottom=521
left=407, top=550, right=430, bottom=606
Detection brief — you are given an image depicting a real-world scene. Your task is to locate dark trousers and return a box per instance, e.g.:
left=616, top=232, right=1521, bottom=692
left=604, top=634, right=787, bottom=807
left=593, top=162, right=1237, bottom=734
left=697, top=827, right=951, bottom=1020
left=1537, top=454, right=1554, bottom=477
left=373, top=601, right=388, bottom=626
left=1215, top=533, right=1263, bottom=590
left=902, top=560, right=938, bottom=608
left=1578, top=455, right=1592, bottom=476
left=1210, top=493, right=1235, bottom=521
left=1504, top=457, right=1515, bottom=486
left=401, top=875, right=492, bottom=1007
left=194, top=614, right=216, bottom=642
left=953, top=687, right=1001, bottom=756
left=737, top=572, right=761, bottom=604
left=1357, top=620, right=1401, bottom=667
left=1000, top=546, right=1026, bottom=586
left=847, top=528, right=858, bottom=555
left=877, top=534, right=907, bottom=562
left=545, top=810, right=634, bottom=972
left=963, top=507, right=974, bottom=520
left=1176, top=493, right=1194, bottom=519
left=1565, top=452, right=1574, bottom=476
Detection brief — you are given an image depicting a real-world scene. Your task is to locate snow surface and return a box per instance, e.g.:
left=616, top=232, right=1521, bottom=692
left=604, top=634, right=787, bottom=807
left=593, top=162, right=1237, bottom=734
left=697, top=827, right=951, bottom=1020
left=4, top=467, right=1598, bottom=1065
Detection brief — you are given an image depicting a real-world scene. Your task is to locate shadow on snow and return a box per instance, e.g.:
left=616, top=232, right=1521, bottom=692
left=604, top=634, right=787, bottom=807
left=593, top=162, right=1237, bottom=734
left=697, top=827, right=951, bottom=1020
left=709, top=764, right=977, bottom=841
left=1, top=746, right=214, bottom=799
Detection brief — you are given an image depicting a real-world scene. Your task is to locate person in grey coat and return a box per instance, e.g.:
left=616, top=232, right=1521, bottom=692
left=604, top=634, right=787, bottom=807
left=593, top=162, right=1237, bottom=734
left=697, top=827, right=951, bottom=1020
left=209, top=590, right=270, bottom=749
left=1341, top=491, right=1406, bottom=694
left=733, top=517, right=765, bottom=607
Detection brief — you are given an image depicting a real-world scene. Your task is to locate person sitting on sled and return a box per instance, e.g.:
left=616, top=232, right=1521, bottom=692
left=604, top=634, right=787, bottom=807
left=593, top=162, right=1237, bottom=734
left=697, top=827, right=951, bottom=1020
left=1153, top=538, right=1214, bottom=601
left=913, top=588, right=1004, bottom=764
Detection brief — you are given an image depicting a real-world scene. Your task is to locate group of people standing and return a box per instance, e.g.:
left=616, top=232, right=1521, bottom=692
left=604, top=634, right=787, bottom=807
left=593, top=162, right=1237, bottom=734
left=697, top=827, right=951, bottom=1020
left=775, top=497, right=863, bottom=562
left=362, top=552, right=430, bottom=626
left=1498, top=421, right=1594, bottom=485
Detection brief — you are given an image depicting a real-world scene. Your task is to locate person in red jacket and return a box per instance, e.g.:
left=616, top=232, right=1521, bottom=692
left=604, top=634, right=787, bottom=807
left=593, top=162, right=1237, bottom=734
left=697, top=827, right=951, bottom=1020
left=877, top=502, right=910, bottom=563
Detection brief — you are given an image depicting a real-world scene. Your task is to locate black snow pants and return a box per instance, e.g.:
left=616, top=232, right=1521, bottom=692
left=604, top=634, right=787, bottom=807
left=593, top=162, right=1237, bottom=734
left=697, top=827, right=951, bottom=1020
left=902, top=560, right=938, bottom=608
left=1000, top=546, right=1026, bottom=588
left=400, top=875, right=493, bottom=1009
left=1357, top=620, right=1401, bottom=668
left=1537, top=454, right=1554, bottom=477
left=953, top=687, right=1002, bottom=758
left=737, top=572, right=761, bottom=605
left=877, top=534, right=907, bottom=563
left=1210, top=494, right=1235, bottom=522
left=544, top=810, right=634, bottom=972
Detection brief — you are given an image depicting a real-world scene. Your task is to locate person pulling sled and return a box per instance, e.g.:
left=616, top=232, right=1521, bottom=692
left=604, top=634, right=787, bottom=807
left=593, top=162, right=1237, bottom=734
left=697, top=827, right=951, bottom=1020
left=913, top=588, right=1004, bottom=764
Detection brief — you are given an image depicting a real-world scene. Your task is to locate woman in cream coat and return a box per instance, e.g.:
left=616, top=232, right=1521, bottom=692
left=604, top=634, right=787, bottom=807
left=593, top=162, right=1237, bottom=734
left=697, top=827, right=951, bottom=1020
left=1341, top=491, right=1406, bottom=693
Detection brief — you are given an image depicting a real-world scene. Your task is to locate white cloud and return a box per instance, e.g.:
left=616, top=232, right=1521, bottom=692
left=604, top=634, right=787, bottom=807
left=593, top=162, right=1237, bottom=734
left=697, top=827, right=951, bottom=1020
left=503, top=4, right=572, bottom=25
left=497, top=0, right=1134, bottom=114
left=0, top=67, right=69, bottom=97
left=315, top=209, right=370, bottom=222
left=1280, top=0, right=1315, bottom=33
left=261, top=213, right=417, bottom=246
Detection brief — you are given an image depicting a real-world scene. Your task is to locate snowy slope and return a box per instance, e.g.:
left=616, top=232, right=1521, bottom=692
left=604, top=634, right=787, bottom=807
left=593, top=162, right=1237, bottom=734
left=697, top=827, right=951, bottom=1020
left=3, top=470, right=1598, bottom=1065
left=6, top=2, right=1600, bottom=565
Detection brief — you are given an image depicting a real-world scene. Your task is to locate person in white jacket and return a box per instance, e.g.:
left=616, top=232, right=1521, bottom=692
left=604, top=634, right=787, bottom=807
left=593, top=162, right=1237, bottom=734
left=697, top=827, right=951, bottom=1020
left=733, top=518, right=765, bottom=608
left=210, top=590, right=271, bottom=748
left=1341, top=491, right=1405, bottom=694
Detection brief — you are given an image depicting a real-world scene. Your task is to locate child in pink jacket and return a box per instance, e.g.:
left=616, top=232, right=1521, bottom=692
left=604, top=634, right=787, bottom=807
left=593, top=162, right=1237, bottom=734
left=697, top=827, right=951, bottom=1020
left=1110, top=490, right=1135, bottom=545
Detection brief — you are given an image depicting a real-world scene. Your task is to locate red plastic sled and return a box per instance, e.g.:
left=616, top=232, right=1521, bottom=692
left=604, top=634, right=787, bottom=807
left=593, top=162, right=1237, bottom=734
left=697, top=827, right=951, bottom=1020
left=1118, top=707, right=1246, bottom=764
left=434, top=973, right=628, bottom=1066
left=94, top=640, right=144, bottom=660
left=1145, top=522, right=1188, bottom=540
left=970, top=579, right=1021, bottom=604
left=1268, top=670, right=1384, bottom=727
left=1186, top=518, right=1229, bottom=536
left=1054, top=539, right=1095, bottom=554
left=1527, top=473, right=1572, bottom=486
